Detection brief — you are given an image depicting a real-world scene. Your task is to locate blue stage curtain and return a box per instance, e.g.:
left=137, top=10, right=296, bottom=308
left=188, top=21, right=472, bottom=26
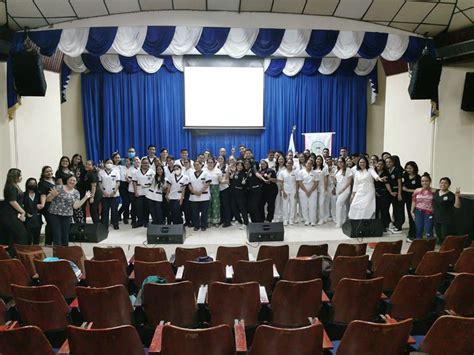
left=119, top=56, right=140, bottom=73
left=251, top=29, right=285, bottom=57
left=305, top=30, right=339, bottom=58
left=81, top=69, right=191, bottom=162
left=81, top=53, right=105, bottom=72
left=301, top=58, right=322, bottom=76
left=28, top=30, right=61, bottom=56
left=358, top=32, right=388, bottom=59
left=196, top=27, right=231, bottom=55
left=265, top=58, right=287, bottom=76
left=86, top=27, right=117, bottom=56
left=143, top=26, right=175, bottom=56
left=81, top=69, right=367, bottom=161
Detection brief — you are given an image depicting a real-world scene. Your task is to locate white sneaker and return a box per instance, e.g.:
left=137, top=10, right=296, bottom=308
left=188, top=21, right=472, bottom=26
left=239, top=225, right=246, bottom=230
left=289, top=221, right=294, bottom=225
left=317, top=220, right=324, bottom=225
left=392, top=228, right=403, bottom=234
left=335, top=223, right=341, bottom=228
left=304, top=222, right=309, bottom=226
left=311, top=223, right=316, bottom=227
left=283, top=221, right=288, bottom=226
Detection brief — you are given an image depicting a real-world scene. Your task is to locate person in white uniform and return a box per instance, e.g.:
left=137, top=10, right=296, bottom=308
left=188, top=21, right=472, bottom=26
left=314, top=155, right=328, bottom=225
left=264, top=150, right=276, bottom=169
left=98, top=159, right=121, bottom=229
left=324, top=158, right=337, bottom=222
left=188, top=161, right=211, bottom=231
left=132, top=158, right=155, bottom=228
left=349, top=157, right=386, bottom=220
left=126, top=157, right=140, bottom=225
left=175, top=148, right=194, bottom=168
left=142, top=144, right=158, bottom=171
left=297, top=160, right=319, bottom=226
left=164, top=164, right=188, bottom=225
left=334, top=158, right=353, bottom=227
left=278, top=159, right=298, bottom=226
left=146, top=164, right=167, bottom=225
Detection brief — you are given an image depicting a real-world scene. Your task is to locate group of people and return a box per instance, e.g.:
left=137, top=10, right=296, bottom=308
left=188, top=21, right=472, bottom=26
left=0, top=144, right=462, bottom=248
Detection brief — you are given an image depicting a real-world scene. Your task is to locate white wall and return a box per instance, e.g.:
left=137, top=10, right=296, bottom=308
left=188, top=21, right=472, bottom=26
left=384, top=62, right=474, bottom=193
left=0, top=63, right=15, bottom=198
left=9, top=71, right=63, bottom=185
left=366, top=61, right=386, bottom=156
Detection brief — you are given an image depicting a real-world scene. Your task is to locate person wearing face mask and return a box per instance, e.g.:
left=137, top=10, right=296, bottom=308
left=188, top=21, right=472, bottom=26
left=23, top=178, right=43, bottom=245
left=99, top=159, right=121, bottom=230
left=0, top=169, right=28, bottom=248
left=433, top=177, right=461, bottom=244
left=118, top=158, right=132, bottom=224
left=165, top=164, right=189, bottom=225
left=133, top=158, right=155, bottom=228
left=38, top=165, right=56, bottom=245
left=47, top=175, right=91, bottom=246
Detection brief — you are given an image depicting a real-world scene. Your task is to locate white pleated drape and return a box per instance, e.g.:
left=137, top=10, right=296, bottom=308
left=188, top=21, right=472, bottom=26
left=63, top=55, right=87, bottom=73
left=381, top=34, right=410, bottom=61
left=282, top=58, right=306, bottom=76
left=318, top=57, right=341, bottom=75
left=100, top=55, right=123, bottom=73
left=222, top=28, right=259, bottom=58
left=354, top=58, right=377, bottom=76
left=274, top=29, right=311, bottom=57
left=111, top=26, right=148, bottom=57
left=58, top=28, right=89, bottom=57
left=165, top=26, right=203, bottom=55
left=331, top=31, right=364, bottom=59
left=137, top=56, right=164, bottom=73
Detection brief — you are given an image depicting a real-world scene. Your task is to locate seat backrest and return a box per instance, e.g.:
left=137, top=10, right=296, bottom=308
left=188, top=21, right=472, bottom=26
left=334, top=243, right=367, bottom=259
left=336, top=318, right=413, bottom=355
left=370, top=240, right=403, bottom=271
left=420, top=315, right=474, bottom=355
left=453, top=247, right=474, bottom=273
left=373, top=253, right=413, bottom=292
left=216, top=245, right=249, bottom=267
left=444, top=273, right=474, bottom=317
left=0, top=326, right=54, bottom=355
left=0, top=299, right=6, bottom=324
left=134, top=246, right=167, bottom=263
left=257, top=245, right=289, bottom=275
left=407, top=238, right=436, bottom=269
left=13, top=244, right=44, bottom=253
left=332, top=277, right=384, bottom=324
left=233, top=259, right=273, bottom=294
left=93, top=246, right=127, bottom=270
left=15, top=249, right=46, bottom=277
left=0, top=246, right=10, bottom=260
left=143, top=281, right=197, bottom=328
left=282, top=257, right=322, bottom=282
left=76, top=285, right=134, bottom=328
left=68, top=325, right=146, bottom=355
left=250, top=323, right=323, bottom=355
left=183, top=261, right=225, bottom=294
left=34, top=259, right=78, bottom=299
left=297, top=244, right=329, bottom=257
left=271, top=279, right=322, bottom=327
left=0, top=259, right=30, bottom=298
left=440, top=235, right=468, bottom=264
left=415, top=250, right=454, bottom=275
left=161, top=324, right=234, bottom=355
left=134, top=261, right=176, bottom=288
left=84, top=259, right=127, bottom=288
left=390, top=273, right=443, bottom=319
left=329, top=255, right=369, bottom=292
left=208, top=281, right=260, bottom=327
left=53, top=245, right=86, bottom=274
left=12, top=284, right=70, bottom=332
left=174, top=247, right=207, bottom=267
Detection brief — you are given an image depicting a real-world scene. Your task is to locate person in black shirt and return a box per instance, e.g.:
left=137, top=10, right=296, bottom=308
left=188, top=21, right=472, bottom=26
left=55, top=156, right=74, bottom=185
left=229, top=161, right=249, bottom=227
left=259, top=160, right=278, bottom=222
left=385, top=156, right=404, bottom=234
left=402, top=161, right=422, bottom=241
left=244, top=159, right=264, bottom=223
left=38, top=166, right=56, bottom=245
left=433, top=177, right=461, bottom=244
left=23, top=178, right=43, bottom=245
left=82, top=160, right=101, bottom=224
left=0, top=168, right=28, bottom=249
left=374, top=160, right=391, bottom=232
left=70, top=154, right=85, bottom=177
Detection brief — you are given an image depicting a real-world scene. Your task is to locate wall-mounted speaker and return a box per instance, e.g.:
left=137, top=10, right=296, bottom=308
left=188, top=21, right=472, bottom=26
left=12, top=49, right=47, bottom=96
left=461, top=72, right=474, bottom=112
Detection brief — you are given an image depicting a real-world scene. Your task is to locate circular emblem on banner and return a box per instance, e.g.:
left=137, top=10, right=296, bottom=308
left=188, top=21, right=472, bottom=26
left=412, top=180, right=416, bottom=185
left=443, top=196, right=448, bottom=201
left=311, top=140, right=327, bottom=155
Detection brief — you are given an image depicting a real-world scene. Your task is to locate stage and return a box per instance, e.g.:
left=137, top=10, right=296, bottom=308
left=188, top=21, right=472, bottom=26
left=60, top=221, right=411, bottom=260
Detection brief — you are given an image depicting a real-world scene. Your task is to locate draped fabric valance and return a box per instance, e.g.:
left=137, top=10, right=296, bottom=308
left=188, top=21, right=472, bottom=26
left=20, top=26, right=425, bottom=60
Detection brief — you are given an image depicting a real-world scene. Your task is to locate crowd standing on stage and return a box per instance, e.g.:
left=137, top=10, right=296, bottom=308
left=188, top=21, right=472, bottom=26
left=0, top=144, right=462, bottom=248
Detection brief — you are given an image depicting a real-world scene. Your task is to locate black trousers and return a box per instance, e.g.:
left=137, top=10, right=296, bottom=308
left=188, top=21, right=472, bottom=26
left=0, top=214, right=28, bottom=248
left=261, top=186, right=278, bottom=222
left=42, top=209, right=53, bottom=245
left=182, top=189, right=192, bottom=226
left=389, top=193, right=405, bottom=230
left=435, top=221, right=454, bottom=244
left=101, top=197, right=119, bottom=227
left=162, top=198, right=171, bottom=224
left=169, top=199, right=183, bottom=224
left=219, top=188, right=232, bottom=225
left=232, top=188, right=248, bottom=225
left=135, top=195, right=150, bottom=227
left=376, top=190, right=391, bottom=229
left=118, top=182, right=130, bottom=221
left=404, top=194, right=416, bottom=238
left=49, top=214, right=71, bottom=246
left=247, top=187, right=263, bottom=223
left=191, top=200, right=210, bottom=229
left=148, top=199, right=164, bottom=224
left=26, top=226, right=41, bottom=245
left=128, top=192, right=137, bottom=224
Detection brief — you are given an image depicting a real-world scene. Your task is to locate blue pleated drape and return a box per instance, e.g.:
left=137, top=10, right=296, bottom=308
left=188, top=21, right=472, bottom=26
left=81, top=70, right=367, bottom=161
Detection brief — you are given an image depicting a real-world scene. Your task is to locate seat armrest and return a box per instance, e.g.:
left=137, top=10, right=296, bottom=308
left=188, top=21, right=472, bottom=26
left=322, top=290, right=330, bottom=303
left=69, top=298, right=79, bottom=309
left=149, top=321, right=165, bottom=355
left=197, top=285, right=208, bottom=305
left=129, top=255, right=135, bottom=266
left=382, top=315, right=415, bottom=344
left=309, top=317, right=333, bottom=350
left=176, top=266, right=184, bottom=280
left=57, top=340, right=70, bottom=355
left=129, top=270, right=135, bottom=280
left=272, top=264, right=280, bottom=279
left=444, top=309, right=458, bottom=316
left=234, top=319, right=247, bottom=354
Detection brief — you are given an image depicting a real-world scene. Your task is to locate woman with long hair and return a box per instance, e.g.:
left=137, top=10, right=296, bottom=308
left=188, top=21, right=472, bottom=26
left=206, top=157, right=222, bottom=227
left=99, top=158, right=121, bottom=229
left=164, top=164, right=188, bottom=225
left=314, top=155, right=328, bottom=225
left=217, top=155, right=232, bottom=228
left=411, top=173, right=435, bottom=240
left=147, top=164, right=167, bottom=225
left=402, top=161, right=421, bottom=240
left=259, top=159, right=278, bottom=223
left=38, top=165, right=56, bottom=245
left=278, top=159, right=297, bottom=226
left=23, top=178, right=42, bottom=245
left=188, top=161, right=211, bottom=231
left=385, top=156, right=404, bottom=234
left=70, top=154, right=85, bottom=176
left=55, top=156, right=73, bottom=185
left=82, top=160, right=101, bottom=224
left=374, top=159, right=391, bottom=232
left=334, top=158, right=353, bottom=228
left=1, top=168, right=28, bottom=248
left=274, top=155, right=286, bottom=222
left=433, top=177, right=461, bottom=244
left=229, top=161, right=248, bottom=228
left=297, top=160, right=318, bottom=226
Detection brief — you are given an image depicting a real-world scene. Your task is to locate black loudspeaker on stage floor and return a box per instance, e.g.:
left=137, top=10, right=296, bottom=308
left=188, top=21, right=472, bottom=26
left=247, top=222, right=284, bottom=242
left=342, top=219, right=384, bottom=238
left=69, top=223, right=109, bottom=243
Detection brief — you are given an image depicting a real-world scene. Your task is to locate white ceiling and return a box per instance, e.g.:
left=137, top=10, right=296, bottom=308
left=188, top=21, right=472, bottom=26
left=1, top=0, right=473, bottom=36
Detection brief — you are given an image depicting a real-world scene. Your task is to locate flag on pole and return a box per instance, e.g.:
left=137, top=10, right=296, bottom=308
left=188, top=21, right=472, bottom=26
left=303, top=132, right=334, bottom=155
left=288, top=125, right=296, bottom=153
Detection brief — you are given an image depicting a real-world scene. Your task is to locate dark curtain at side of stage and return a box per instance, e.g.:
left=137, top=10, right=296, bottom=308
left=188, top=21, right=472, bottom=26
left=81, top=69, right=367, bottom=162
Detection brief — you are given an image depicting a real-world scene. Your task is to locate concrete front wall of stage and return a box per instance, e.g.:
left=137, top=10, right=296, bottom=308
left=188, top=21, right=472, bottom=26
left=384, top=61, right=474, bottom=193
left=0, top=64, right=62, bottom=197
